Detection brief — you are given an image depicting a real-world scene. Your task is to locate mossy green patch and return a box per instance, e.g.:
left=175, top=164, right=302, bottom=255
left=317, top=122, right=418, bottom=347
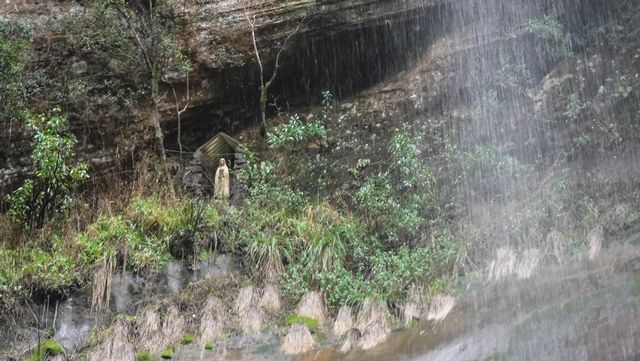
left=160, top=349, right=173, bottom=359
left=28, top=339, right=64, bottom=361
left=179, top=334, right=195, bottom=345
left=136, top=351, right=154, bottom=361
left=204, top=342, right=216, bottom=350
left=284, top=315, right=320, bottom=330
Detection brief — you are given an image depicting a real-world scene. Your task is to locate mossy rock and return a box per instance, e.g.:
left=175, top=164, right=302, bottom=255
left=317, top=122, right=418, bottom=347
left=284, top=315, right=320, bottom=330
left=204, top=342, right=216, bottom=350
left=179, top=334, right=195, bottom=345
left=160, top=349, right=174, bottom=359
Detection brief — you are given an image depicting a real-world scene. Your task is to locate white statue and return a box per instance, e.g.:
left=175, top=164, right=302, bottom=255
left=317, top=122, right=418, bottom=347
left=214, top=158, right=230, bottom=199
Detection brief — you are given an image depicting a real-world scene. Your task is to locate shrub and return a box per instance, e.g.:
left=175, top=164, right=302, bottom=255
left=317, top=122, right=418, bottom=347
left=204, top=342, right=216, bottom=350
left=0, top=248, right=78, bottom=295
left=267, top=114, right=327, bottom=151
left=528, top=16, right=573, bottom=60
left=316, top=265, right=371, bottom=309
left=8, top=108, right=89, bottom=229
left=354, top=132, right=436, bottom=242
left=496, top=59, right=533, bottom=90
left=564, top=92, right=586, bottom=121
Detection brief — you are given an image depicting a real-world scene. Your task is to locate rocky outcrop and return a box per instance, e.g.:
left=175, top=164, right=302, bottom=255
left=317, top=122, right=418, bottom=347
left=136, top=307, right=164, bottom=354
left=200, top=296, right=228, bottom=343
left=234, top=286, right=257, bottom=315
left=426, top=294, right=456, bottom=322
left=86, top=320, right=135, bottom=361
left=355, top=300, right=392, bottom=350
left=332, top=305, right=353, bottom=338
left=296, top=291, right=327, bottom=325
left=161, top=306, right=186, bottom=348
left=281, top=324, right=315, bottom=355
left=259, top=284, right=281, bottom=313
left=233, top=285, right=267, bottom=334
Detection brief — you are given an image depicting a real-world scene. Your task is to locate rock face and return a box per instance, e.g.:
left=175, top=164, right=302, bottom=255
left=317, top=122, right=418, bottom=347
left=332, top=305, right=353, bottom=338
left=0, top=0, right=450, bottom=194
left=281, top=324, right=315, bottom=355
left=296, top=291, right=327, bottom=325
left=355, top=300, right=392, bottom=350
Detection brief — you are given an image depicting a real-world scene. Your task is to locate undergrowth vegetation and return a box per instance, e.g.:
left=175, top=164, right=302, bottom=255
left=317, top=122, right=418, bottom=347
left=224, top=104, right=461, bottom=310
left=0, top=91, right=461, bottom=315
left=0, top=194, right=220, bottom=302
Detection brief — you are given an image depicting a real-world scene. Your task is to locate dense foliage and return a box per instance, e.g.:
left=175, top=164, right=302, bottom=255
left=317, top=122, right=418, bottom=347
left=8, top=109, right=88, bottom=229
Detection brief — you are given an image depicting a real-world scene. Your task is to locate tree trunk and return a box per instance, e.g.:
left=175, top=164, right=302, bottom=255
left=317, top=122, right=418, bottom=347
left=260, top=85, right=268, bottom=136
left=151, top=77, right=166, bottom=161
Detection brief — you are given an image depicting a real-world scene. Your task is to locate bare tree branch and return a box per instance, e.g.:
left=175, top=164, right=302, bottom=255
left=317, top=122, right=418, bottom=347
left=170, top=74, right=190, bottom=157
left=243, top=7, right=306, bottom=134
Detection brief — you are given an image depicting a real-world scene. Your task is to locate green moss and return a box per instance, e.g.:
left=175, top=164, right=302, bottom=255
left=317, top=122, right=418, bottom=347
left=284, top=315, right=320, bottom=330
left=160, top=349, right=173, bottom=359
left=28, top=339, right=64, bottom=361
left=136, top=351, right=154, bottom=361
left=204, top=342, right=216, bottom=350
left=179, top=334, right=195, bottom=345
left=42, top=340, right=63, bottom=355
